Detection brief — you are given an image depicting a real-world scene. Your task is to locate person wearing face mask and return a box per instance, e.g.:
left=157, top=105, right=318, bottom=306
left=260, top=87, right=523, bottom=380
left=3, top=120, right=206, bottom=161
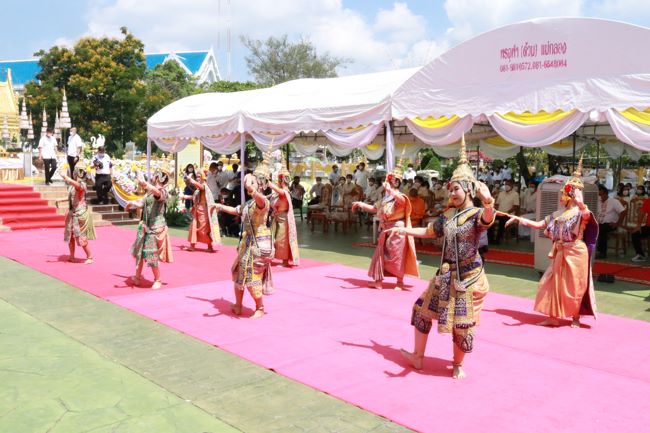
left=352, top=164, right=419, bottom=291
left=38, top=127, right=59, bottom=185
left=329, top=164, right=341, bottom=185
left=489, top=179, right=520, bottom=244
left=66, top=127, right=84, bottom=177
left=392, top=136, right=495, bottom=379
left=403, top=163, right=416, bottom=181
left=354, top=162, right=369, bottom=190
left=92, top=146, right=113, bottom=205
left=505, top=158, right=598, bottom=328
left=206, top=162, right=220, bottom=201
left=518, top=182, right=538, bottom=239
left=618, top=185, right=632, bottom=205
left=635, top=185, right=646, bottom=199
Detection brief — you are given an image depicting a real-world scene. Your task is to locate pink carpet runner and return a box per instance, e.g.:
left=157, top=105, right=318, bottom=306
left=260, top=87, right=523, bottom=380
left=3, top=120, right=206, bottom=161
left=1, top=226, right=649, bottom=433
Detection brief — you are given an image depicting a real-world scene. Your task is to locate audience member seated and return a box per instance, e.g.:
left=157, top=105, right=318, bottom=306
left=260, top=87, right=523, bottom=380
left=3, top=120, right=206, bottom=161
left=489, top=179, right=520, bottom=244
left=596, top=184, right=626, bottom=259
left=518, top=181, right=538, bottom=240
left=408, top=188, right=426, bottom=227
left=308, top=176, right=323, bottom=205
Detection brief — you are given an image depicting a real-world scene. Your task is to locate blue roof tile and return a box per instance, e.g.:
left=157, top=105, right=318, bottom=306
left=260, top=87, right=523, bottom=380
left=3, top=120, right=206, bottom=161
left=1, top=51, right=210, bottom=86
left=0, top=60, right=41, bottom=85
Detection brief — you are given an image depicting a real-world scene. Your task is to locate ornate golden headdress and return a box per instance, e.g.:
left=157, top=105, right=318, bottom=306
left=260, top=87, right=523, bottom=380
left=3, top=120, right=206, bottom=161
left=564, top=154, right=584, bottom=190
left=388, top=146, right=406, bottom=180
left=73, top=163, right=87, bottom=179
left=154, top=166, right=172, bottom=185
left=254, top=139, right=273, bottom=179
left=450, top=134, right=477, bottom=186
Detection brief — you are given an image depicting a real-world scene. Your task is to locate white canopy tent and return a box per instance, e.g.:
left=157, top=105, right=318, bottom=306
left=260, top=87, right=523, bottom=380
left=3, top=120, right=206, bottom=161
left=391, top=17, right=650, bottom=163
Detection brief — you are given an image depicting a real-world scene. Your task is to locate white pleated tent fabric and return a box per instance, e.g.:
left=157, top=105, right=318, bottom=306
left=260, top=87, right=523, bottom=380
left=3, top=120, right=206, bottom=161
left=147, top=68, right=420, bottom=162
left=392, top=17, right=650, bottom=154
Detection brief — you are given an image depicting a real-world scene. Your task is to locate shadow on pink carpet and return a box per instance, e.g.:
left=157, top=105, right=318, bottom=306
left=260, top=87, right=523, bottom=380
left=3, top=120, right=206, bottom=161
left=2, top=226, right=650, bottom=432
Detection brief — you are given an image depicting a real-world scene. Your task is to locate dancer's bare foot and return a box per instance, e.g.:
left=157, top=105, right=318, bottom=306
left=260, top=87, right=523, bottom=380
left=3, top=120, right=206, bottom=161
left=230, top=303, right=242, bottom=316
left=452, top=364, right=466, bottom=379
left=400, top=349, right=423, bottom=370
left=186, top=245, right=195, bottom=252
left=369, top=280, right=383, bottom=290
left=571, top=317, right=581, bottom=328
left=84, top=257, right=94, bottom=264
left=537, top=317, right=560, bottom=327
left=250, top=307, right=265, bottom=319
left=131, top=275, right=141, bottom=286
left=67, top=256, right=75, bottom=262
left=207, top=245, right=214, bottom=253
left=282, top=260, right=290, bottom=267
left=395, top=280, right=404, bottom=291
left=151, top=280, right=162, bottom=290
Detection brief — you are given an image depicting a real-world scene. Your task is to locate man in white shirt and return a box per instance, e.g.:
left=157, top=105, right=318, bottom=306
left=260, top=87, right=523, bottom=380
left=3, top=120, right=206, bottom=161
left=403, top=164, right=416, bottom=181
left=329, top=165, right=341, bottom=185
left=308, top=177, right=323, bottom=205
left=214, top=161, right=231, bottom=192
left=490, top=179, right=520, bottom=244
left=38, top=128, right=59, bottom=185
left=596, top=184, right=626, bottom=259
left=66, top=127, right=84, bottom=177
left=92, top=146, right=113, bottom=204
left=206, top=162, right=220, bottom=201
left=354, top=162, right=369, bottom=190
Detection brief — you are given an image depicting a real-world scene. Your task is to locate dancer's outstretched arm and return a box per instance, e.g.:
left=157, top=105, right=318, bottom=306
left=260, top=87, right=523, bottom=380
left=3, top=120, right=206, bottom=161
left=387, top=226, right=431, bottom=238
left=58, top=167, right=83, bottom=190
left=185, top=175, right=204, bottom=190
left=215, top=203, right=239, bottom=216
left=351, top=201, right=377, bottom=214
left=504, top=213, right=546, bottom=230
left=136, top=173, right=162, bottom=198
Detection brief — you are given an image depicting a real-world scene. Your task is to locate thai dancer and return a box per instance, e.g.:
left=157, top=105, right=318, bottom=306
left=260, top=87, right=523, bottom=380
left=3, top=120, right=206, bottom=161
left=59, top=164, right=96, bottom=264
left=397, top=137, right=496, bottom=379
left=352, top=163, right=419, bottom=290
left=216, top=160, right=273, bottom=319
left=505, top=157, right=598, bottom=327
left=182, top=171, right=221, bottom=252
left=268, top=167, right=300, bottom=267
left=126, top=169, right=173, bottom=290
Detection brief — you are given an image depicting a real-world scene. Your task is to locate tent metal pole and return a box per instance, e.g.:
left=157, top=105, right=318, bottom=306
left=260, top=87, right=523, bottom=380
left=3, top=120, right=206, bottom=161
left=385, top=120, right=394, bottom=171
left=595, top=139, right=600, bottom=175
left=475, top=143, right=480, bottom=177
left=572, top=133, right=577, bottom=172
left=240, top=133, right=245, bottom=206
left=146, top=138, right=151, bottom=179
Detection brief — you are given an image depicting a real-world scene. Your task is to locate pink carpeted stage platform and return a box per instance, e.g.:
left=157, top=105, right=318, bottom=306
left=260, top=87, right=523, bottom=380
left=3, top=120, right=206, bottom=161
left=2, top=226, right=649, bottom=433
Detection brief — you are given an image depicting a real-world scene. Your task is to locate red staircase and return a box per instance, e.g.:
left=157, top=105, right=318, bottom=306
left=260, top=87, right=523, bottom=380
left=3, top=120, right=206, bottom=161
left=0, top=184, right=66, bottom=230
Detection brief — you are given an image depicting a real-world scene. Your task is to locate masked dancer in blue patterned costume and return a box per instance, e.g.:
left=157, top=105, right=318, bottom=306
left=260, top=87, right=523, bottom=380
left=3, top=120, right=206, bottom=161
left=392, top=136, right=496, bottom=379
left=216, top=158, right=273, bottom=319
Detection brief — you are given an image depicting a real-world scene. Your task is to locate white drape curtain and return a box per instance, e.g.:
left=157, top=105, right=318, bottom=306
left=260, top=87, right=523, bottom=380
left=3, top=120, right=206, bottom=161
left=151, top=137, right=191, bottom=153
left=249, top=131, right=296, bottom=151
left=605, top=109, right=650, bottom=151
left=404, top=116, right=473, bottom=146
left=601, top=141, right=644, bottom=161
left=322, top=122, right=383, bottom=148
left=487, top=111, right=589, bottom=147
left=200, top=133, right=241, bottom=154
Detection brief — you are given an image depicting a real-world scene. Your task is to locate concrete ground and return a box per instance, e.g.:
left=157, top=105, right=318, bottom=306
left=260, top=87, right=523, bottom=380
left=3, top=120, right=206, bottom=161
left=1, top=218, right=648, bottom=433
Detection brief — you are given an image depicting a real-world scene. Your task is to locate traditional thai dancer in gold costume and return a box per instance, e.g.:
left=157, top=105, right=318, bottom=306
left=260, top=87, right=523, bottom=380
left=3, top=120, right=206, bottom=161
left=396, top=136, right=496, bottom=379
left=352, top=161, right=419, bottom=290
left=216, top=159, right=273, bottom=319
left=506, top=157, right=598, bottom=327
left=126, top=169, right=174, bottom=290
left=59, top=164, right=96, bottom=264
left=268, top=167, right=300, bottom=267
left=182, top=171, right=221, bottom=252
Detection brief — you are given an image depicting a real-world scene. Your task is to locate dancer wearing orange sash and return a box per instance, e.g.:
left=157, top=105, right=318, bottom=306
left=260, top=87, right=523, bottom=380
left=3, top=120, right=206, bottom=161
left=352, top=163, right=419, bottom=290
left=182, top=171, right=221, bottom=252
left=505, top=157, right=598, bottom=328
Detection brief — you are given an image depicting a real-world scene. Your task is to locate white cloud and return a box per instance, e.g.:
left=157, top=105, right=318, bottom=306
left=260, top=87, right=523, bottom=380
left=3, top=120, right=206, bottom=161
left=76, top=0, right=434, bottom=78
left=443, top=0, right=584, bottom=44
left=591, top=0, right=650, bottom=21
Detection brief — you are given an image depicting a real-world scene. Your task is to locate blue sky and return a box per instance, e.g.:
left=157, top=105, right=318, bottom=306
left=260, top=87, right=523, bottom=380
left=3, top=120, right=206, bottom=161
left=2, top=1, right=650, bottom=81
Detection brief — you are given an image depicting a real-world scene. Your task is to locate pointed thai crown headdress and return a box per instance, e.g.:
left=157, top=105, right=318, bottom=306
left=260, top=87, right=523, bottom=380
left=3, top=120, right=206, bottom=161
left=254, top=137, right=273, bottom=179
left=565, top=154, right=584, bottom=190
left=389, top=146, right=407, bottom=180
left=450, top=133, right=477, bottom=186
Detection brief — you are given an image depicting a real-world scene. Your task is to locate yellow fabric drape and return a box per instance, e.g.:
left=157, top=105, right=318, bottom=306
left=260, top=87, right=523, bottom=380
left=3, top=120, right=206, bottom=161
left=112, top=180, right=144, bottom=202
left=485, top=135, right=573, bottom=149
left=498, top=109, right=575, bottom=125
left=620, top=108, right=650, bottom=126
left=411, top=115, right=459, bottom=129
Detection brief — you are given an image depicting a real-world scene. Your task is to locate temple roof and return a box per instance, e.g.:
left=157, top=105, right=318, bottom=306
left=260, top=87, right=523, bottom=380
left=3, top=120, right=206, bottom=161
left=0, top=49, right=219, bottom=87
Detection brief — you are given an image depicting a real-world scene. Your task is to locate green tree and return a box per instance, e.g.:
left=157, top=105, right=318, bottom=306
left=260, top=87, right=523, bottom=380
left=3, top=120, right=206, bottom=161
left=201, top=80, right=263, bottom=93
left=240, top=35, right=348, bottom=85
left=24, top=27, right=146, bottom=152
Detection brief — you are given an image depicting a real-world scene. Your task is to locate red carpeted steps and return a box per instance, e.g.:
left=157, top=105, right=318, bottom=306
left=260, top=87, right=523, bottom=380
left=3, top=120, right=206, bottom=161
left=0, top=183, right=65, bottom=230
